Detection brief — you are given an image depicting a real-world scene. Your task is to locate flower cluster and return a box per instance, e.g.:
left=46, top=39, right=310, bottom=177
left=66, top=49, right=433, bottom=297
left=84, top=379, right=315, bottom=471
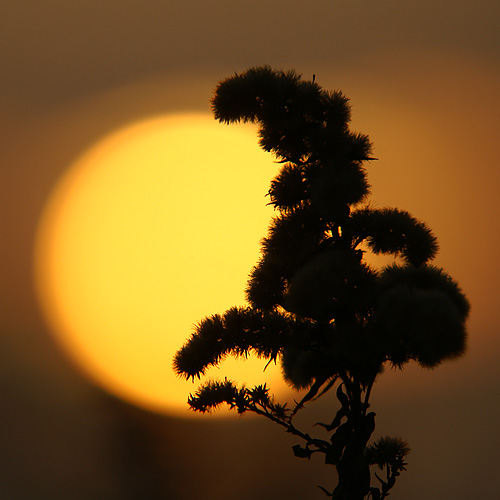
left=172, top=67, right=470, bottom=500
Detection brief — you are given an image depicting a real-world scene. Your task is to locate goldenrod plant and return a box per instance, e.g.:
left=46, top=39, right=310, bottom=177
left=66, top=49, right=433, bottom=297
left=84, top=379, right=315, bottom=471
left=174, top=67, right=469, bottom=499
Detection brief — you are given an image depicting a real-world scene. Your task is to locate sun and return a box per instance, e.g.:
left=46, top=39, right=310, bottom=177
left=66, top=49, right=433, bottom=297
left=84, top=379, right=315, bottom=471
left=34, top=113, right=288, bottom=417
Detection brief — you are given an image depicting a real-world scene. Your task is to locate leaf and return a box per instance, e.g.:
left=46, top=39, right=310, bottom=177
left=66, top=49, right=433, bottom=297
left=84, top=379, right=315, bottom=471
left=316, top=406, right=347, bottom=431
left=336, top=382, right=350, bottom=411
left=317, top=485, right=333, bottom=497
left=292, top=444, right=312, bottom=459
left=292, top=375, right=330, bottom=416
left=325, top=421, right=353, bottom=464
left=313, top=375, right=338, bottom=400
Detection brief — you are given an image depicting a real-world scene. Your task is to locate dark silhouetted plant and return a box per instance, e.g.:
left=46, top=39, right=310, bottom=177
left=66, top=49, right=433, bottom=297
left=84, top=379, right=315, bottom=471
left=173, top=66, right=469, bottom=499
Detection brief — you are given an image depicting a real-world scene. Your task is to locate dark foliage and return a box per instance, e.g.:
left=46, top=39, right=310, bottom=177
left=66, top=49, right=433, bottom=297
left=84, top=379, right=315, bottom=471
left=173, top=67, right=470, bottom=499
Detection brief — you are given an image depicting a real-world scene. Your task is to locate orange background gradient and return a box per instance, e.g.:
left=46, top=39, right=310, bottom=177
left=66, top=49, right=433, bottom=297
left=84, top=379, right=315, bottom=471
left=1, top=1, right=499, bottom=498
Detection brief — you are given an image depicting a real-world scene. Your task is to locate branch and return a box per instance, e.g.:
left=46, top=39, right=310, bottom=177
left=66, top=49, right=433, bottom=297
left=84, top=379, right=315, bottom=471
left=362, top=376, right=376, bottom=415
left=248, top=399, right=330, bottom=453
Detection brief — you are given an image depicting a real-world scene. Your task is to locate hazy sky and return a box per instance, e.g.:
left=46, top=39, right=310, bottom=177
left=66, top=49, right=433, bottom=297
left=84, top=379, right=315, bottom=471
left=1, top=1, right=500, bottom=498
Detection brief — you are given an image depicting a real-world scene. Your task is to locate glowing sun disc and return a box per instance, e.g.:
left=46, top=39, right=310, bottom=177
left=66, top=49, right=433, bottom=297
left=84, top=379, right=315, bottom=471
left=34, top=113, right=286, bottom=417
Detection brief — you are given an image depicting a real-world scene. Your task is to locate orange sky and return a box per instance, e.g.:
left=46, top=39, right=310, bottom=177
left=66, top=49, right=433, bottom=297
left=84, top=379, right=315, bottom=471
left=1, top=1, right=499, bottom=498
